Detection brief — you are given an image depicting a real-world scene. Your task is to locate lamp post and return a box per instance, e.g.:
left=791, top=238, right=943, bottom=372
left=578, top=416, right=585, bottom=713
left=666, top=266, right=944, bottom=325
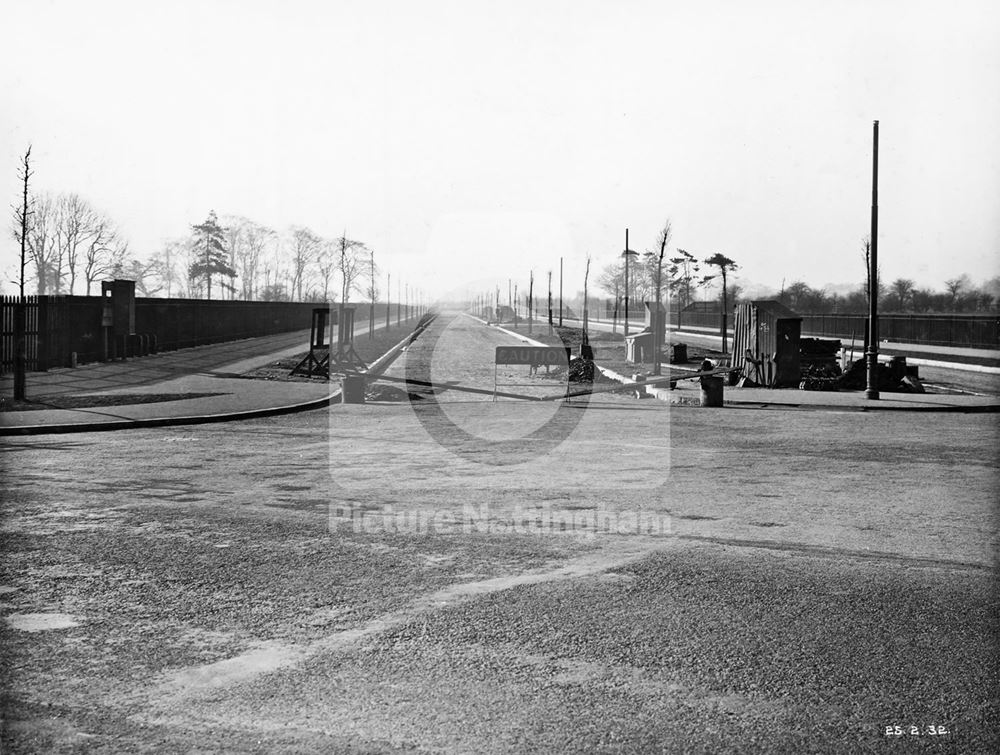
left=622, top=228, right=639, bottom=337
left=547, top=270, right=553, bottom=334
left=866, top=120, right=880, bottom=400
left=558, top=257, right=564, bottom=327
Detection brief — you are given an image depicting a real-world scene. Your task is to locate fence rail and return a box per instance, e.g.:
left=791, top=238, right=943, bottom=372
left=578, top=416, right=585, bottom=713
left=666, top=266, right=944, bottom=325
left=569, top=302, right=998, bottom=349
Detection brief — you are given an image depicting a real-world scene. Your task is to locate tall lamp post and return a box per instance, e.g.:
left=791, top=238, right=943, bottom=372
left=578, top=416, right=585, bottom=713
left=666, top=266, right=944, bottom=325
left=558, top=257, right=564, bottom=327
left=866, top=120, right=880, bottom=400
left=622, top=228, right=639, bottom=337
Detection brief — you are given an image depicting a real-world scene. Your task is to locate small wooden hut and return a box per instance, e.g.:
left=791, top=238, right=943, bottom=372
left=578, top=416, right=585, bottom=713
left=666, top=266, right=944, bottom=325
left=731, top=300, right=802, bottom=388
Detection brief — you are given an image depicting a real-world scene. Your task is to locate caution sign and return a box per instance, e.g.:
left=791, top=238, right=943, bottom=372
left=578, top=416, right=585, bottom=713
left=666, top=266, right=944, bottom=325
left=495, top=346, right=571, bottom=366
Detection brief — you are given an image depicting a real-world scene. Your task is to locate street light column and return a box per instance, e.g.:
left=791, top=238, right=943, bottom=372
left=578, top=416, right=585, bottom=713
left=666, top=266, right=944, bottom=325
left=866, top=120, right=880, bottom=400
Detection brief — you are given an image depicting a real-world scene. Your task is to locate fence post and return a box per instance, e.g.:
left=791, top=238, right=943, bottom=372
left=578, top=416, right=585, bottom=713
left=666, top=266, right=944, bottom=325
left=36, top=296, right=50, bottom=371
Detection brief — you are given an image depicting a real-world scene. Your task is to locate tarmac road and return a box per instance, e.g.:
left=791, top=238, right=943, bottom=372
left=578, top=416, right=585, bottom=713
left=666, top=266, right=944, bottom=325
left=1, top=312, right=997, bottom=752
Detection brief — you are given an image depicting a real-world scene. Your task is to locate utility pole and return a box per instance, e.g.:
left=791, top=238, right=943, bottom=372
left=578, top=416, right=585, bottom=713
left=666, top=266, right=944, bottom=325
left=528, top=271, right=534, bottom=335
left=653, top=233, right=667, bottom=376
left=866, top=120, right=880, bottom=400
left=558, top=257, right=564, bottom=327
left=386, top=273, right=391, bottom=329
left=582, top=257, right=592, bottom=358
left=369, top=249, right=375, bottom=338
left=622, top=228, right=638, bottom=337
left=547, top=270, right=553, bottom=334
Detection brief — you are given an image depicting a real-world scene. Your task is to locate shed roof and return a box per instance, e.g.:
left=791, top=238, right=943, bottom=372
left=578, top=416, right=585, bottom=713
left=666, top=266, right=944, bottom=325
left=749, top=300, right=802, bottom=319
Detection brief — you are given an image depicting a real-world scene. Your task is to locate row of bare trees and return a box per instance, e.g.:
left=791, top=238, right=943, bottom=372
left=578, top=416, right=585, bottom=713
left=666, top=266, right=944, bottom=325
left=144, top=214, right=378, bottom=303
left=8, top=178, right=380, bottom=302
left=10, top=191, right=129, bottom=295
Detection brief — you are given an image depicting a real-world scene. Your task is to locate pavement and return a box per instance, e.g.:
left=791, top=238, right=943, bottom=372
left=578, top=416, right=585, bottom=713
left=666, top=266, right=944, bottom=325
left=0, top=317, right=422, bottom=435
left=1, top=315, right=996, bottom=435
left=487, top=317, right=1000, bottom=414
left=567, top=316, right=1000, bottom=371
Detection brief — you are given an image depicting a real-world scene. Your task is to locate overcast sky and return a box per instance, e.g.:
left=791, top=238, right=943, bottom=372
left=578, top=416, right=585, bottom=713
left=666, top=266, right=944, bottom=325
left=2, top=0, right=998, bottom=300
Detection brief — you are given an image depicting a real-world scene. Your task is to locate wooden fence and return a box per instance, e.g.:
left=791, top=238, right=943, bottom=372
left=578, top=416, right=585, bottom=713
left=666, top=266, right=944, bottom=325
left=1, top=295, right=325, bottom=374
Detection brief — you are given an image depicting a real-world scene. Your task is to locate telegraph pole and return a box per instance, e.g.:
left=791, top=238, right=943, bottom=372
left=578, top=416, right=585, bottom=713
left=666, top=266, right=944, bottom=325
left=622, top=228, right=638, bottom=337
left=528, top=271, right=534, bottom=335
left=386, top=273, right=391, bottom=329
left=369, top=249, right=375, bottom=338
left=558, top=257, right=564, bottom=327
left=866, top=120, right=880, bottom=400
left=547, top=270, right=553, bottom=334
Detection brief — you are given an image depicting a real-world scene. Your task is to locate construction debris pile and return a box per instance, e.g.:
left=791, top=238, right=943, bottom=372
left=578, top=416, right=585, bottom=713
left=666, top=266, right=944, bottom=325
left=837, top=356, right=925, bottom=393
left=798, top=338, right=843, bottom=390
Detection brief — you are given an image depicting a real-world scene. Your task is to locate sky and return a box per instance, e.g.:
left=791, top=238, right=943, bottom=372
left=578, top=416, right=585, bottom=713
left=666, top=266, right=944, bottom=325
left=2, top=0, right=998, bottom=301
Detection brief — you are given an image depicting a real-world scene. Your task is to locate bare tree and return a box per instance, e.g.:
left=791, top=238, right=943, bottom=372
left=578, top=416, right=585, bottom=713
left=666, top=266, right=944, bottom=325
left=242, top=221, right=275, bottom=300
left=315, top=239, right=340, bottom=303
left=889, top=278, right=915, bottom=311
left=115, top=257, right=165, bottom=296
left=54, top=194, right=106, bottom=294
left=646, top=220, right=671, bottom=374
left=147, top=238, right=190, bottom=298
left=12, top=146, right=32, bottom=399
left=83, top=220, right=128, bottom=294
left=221, top=216, right=275, bottom=300
left=288, top=226, right=321, bottom=302
left=21, top=193, right=58, bottom=293
left=223, top=219, right=245, bottom=300
left=334, top=233, right=368, bottom=303
left=596, top=260, right=625, bottom=327
left=944, top=276, right=968, bottom=306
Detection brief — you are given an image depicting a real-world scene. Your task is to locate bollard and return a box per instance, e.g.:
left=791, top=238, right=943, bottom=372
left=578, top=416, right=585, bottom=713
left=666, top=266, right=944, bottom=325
left=699, top=375, right=724, bottom=407
left=631, top=372, right=647, bottom=399
left=341, top=373, right=367, bottom=404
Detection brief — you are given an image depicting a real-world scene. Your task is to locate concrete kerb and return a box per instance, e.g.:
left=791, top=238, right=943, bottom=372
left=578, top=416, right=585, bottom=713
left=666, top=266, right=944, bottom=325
left=365, top=314, right=437, bottom=378
left=605, top=369, right=1000, bottom=413
left=0, top=318, right=435, bottom=436
left=468, top=313, right=667, bottom=398
left=482, top=315, right=998, bottom=414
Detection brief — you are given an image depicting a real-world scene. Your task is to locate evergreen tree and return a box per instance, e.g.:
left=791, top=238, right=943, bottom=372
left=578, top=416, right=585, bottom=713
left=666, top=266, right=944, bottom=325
left=188, top=210, right=235, bottom=299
